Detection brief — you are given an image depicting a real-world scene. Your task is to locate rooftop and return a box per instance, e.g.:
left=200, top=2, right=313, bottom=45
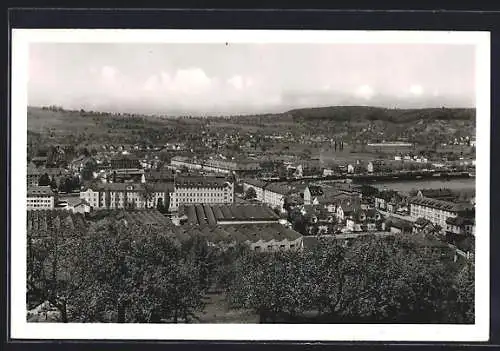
left=174, top=223, right=302, bottom=244
left=179, top=203, right=279, bottom=226
left=94, top=183, right=146, bottom=192
left=242, top=178, right=268, bottom=188
left=27, top=186, right=54, bottom=197
left=175, top=176, right=230, bottom=188
left=408, top=196, right=468, bottom=212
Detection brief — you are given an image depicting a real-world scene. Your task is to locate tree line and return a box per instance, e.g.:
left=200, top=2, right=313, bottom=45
left=27, top=211, right=474, bottom=324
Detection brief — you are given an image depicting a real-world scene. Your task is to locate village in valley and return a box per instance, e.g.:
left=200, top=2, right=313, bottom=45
left=25, top=42, right=477, bottom=325
left=26, top=105, right=476, bottom=324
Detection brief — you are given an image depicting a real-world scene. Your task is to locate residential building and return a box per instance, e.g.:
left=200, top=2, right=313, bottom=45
left=111, top=156, right=141, bottom=170
left=416, top=189, right=458, bottom=202
left=408, top=196, right=470, bottom=229
left=80, top=187, right=100, bottom=208
left=412, top=217, right=436, bottom=234
left=262, top=183, right=289, bottom=211
left=303, top=185, right=324, bottom=205
left=65, top=198, right=91, bottom=214
left=81, top=182, right=175, bottom=210
left=336, top=202, right=360, bottom=222
left=170, top=176, right=234, bottom=212
left=98, top=183, right=147, bottom=209
left=27, top=162, right=41, bottom=187
left=375, top=191, right=393, bottom=210
left=27, top=186, right=55, bottom=210
left=170, top=156, right=201, bottom=170
left=446, top=216, right=475, bottom=237
left=385, top=217, right=413, bottom=234
left=345, top=209, right=383, bottom=232
left=242, top=179, right=267, bottom=201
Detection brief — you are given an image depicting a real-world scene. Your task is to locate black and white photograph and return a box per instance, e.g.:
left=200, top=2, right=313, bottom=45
left=10, top=29, right=490, bottom=341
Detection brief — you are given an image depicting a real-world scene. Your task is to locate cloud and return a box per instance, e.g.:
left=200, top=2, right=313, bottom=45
left=227, top=75, right=255, bottom=91
left=171, top=68, right=211, bottom=94
left=101, top=66, right=118, bottom=81
left=356, top=85, right=375, bottom=100
left=28, top=43, right=476, bottom=114
left=409, top=84, right=424, bottom=96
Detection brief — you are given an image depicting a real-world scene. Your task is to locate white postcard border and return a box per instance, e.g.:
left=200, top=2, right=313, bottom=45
left=10, top=29, right=490, bottom=341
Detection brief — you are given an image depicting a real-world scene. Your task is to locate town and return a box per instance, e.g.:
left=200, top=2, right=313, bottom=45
left=26, top=104, right=476, bottom=324
left=27, top=105, right=476, bottom=256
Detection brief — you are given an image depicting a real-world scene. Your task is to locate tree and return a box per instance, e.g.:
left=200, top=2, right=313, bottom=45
left=141, top=184, right=155, bottom=209
left=81, top=161, right=96, bottom=181
left=38, top=173, right=51, bottom=186
left=49, top=178, right=58, bottom=190
left=225, top=234, right=460, bottom=324
left=55, top=222, right=207, bottom=323
left=454, top=262, right=474, bottom=323
left=156, top=198, right=165, bottom=213
left=244, top=187, right=257, bottom=200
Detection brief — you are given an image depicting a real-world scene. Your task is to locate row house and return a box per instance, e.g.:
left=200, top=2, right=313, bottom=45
left=374, top=190, right=403, bottom=211
left=345, top=208, right=383, bottom=232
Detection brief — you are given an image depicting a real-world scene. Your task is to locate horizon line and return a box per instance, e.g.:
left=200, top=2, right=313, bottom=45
left=27, top=104, right=476, bottom=118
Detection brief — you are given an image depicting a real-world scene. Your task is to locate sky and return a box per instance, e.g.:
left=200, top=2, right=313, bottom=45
left=28, top=43, right=476, bottom=115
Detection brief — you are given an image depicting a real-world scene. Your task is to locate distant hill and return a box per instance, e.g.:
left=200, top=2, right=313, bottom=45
left=285, top=106, right=475, bottom=123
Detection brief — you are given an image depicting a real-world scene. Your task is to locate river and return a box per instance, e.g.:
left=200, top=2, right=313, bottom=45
left=371, top=178, right=476, bottom=194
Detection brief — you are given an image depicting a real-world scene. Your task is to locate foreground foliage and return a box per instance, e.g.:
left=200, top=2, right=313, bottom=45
left=225, top=236, right=474, bottom=324
left=27, top=211, right=474, bottom=323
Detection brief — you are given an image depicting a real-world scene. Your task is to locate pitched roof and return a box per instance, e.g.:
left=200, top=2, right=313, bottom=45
left=418, top=188, right=456, bottom=199
left=264, top=182, right=293, bottom=195
left=27, top=186, right=54, bottom=197
left=168, top=223, right=302, bottom=244
left=66, top=197, right=89, bottom=207
left=307, top=185, right=324, bottom=196
left=408, top=196, right=468, bottom=212
left=242, top=178, right=268, bottom=189
left=94, top=183, right=146, bottom=192
left=414, top=217, right=432, bottom=226
left=175, top=176, right=230, bottom=188
left=387, top=217, right=413, bottom=230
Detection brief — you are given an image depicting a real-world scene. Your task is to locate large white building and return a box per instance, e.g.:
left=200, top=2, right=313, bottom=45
left=241, top=180, right=295, bottom=212
left=242, top=179, right=267, bottom=201
left=408, top=196, right=469, bottom=229
left=80, top=177, right=234, bottom=212
left=170, top=176, right=234, bottom=211
left=27, top=186, right=55, bottom=210
left=80, top=182, right=175, bottom=210
left=170, top=156, right=260, bottom=176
